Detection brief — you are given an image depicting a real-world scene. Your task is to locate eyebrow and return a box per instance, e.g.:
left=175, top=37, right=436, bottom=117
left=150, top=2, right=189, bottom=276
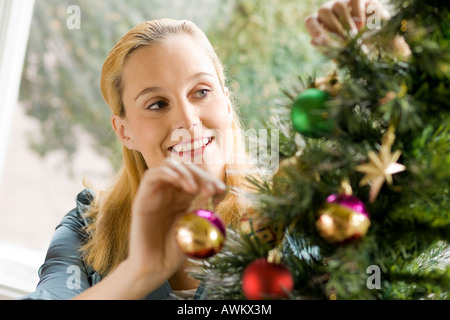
left=134, top=72, right=215, bottom=102
left=134, top=86, right=163, bottom=102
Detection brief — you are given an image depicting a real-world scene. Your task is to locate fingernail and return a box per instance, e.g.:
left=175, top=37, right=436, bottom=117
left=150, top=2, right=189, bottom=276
left=352, top=16, right=363, bottom=29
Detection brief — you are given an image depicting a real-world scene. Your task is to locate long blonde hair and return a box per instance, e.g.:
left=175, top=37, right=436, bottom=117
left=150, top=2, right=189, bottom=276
left=81, top=19, right=251, bottom=276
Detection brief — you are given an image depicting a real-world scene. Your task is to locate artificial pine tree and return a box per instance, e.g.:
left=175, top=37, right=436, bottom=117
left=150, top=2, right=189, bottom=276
left=190, top=0, right=449, bottom=300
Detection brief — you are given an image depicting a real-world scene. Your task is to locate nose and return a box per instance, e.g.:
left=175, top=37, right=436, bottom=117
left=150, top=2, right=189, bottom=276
left=171, top=100, right=200, bottom=131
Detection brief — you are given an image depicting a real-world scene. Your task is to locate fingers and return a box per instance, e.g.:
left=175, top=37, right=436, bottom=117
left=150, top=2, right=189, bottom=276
left=305, top=14, right=332, bottom=46
left=166, top=159, right=226, bottom=196
left=141, top=164, right=195, bottom=195
left=333, top=1, right=358, bottom=36
left=351, top=0, right=366, bottom=30
left=351, top=0, right=391, bottom=28
left=305, top=0, right=360, bottom=49
left=144, top=158, right=226, bottom=197
left=305, top=0, right=390, bottom=48
left=317, top=1, right=350, bottom=38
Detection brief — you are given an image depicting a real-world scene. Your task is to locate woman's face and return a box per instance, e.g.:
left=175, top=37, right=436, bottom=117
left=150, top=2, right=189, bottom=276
left=114, top=34, right=233, bottom=181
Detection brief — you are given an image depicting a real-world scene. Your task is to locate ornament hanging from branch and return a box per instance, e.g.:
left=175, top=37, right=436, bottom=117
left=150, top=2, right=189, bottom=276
left=316, top=179, right=371, bottom=244
left=291, top=88, right=334, bottom=137
left=356, top=126, right=406, bottom=203
left=242, top=249, right=294, bottom=300
left=240, top=207, right=281, bottom=245
left=175, top=198, right=226, bottom=259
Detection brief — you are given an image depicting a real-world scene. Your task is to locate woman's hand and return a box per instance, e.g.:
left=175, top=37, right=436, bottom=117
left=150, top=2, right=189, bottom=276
left=305, top=0, right=410, bottom=57
left=74, top=159, right=226, bottom=300
left=305, top=0, right=389, bottom=47
left=126, top=158, right=226, bottom=289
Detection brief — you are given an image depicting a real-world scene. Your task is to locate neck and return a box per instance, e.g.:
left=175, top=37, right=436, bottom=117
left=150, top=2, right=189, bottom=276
left=168, top=261, right=200, bottom=291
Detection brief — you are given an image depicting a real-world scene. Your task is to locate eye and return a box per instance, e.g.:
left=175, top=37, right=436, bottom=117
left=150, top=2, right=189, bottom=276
left=147, top=100, right=168, bottom=111
left=194, top=89, right=210, bottom=99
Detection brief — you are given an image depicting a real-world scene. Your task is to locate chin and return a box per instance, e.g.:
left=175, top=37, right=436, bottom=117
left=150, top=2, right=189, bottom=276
left=199, top=162, right=226, bottom=181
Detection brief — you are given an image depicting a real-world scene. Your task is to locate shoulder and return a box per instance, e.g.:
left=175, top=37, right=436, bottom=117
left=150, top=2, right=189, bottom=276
left=44, top=188, right=96, bottom=256
left=75, top=188, right=96, bottom=210
left=56, top=188, right=96, bottom=237
left=19, top=189, right=99, bottom=299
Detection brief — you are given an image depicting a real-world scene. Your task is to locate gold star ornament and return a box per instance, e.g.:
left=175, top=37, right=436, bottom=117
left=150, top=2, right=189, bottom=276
left=356, top=126, right=406, bottom=203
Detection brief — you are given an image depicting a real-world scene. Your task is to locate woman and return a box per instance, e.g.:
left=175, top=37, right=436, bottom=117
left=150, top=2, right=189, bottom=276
left=23, top=0, right=403, bottom=300
left=24, top=18, right=249, bottom=300
left=77, top=18, right=250, bottom=299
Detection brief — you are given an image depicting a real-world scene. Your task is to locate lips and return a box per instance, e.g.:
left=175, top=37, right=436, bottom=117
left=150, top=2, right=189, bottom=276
left=169, top=137, right=214, bottom=155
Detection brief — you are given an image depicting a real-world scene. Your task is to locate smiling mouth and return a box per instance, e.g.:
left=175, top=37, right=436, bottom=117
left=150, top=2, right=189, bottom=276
left=169, top=137, right=214, bottom=154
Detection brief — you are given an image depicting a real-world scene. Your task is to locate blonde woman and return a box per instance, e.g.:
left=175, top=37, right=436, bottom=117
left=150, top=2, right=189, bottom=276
left=23, top=0, right=400, bottom=300
left=23, top=18, right=249, bottom=300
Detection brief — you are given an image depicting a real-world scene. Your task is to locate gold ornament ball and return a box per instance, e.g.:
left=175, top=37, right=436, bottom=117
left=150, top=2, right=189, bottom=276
left=175, top=210, right=225, bottom=259
left=240, top=208, right=279, bottom=244
left=316, top=195, right=370, bottom=244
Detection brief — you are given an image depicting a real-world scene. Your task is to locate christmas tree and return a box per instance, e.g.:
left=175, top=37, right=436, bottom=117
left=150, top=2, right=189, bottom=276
left=191, top=0, right=449, bottom=300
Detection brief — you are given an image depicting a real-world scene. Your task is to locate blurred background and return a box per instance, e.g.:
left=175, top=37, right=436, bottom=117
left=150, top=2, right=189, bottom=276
left=0, top=0, right=330, bottom=299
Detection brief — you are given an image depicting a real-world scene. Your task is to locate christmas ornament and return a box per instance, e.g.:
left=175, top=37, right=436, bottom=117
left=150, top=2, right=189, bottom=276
left=316, top=180, right=370, bottom=243
left=314, top=70, right=341, bottom=97
left=240, top=208, right=279, bottom=245
left=356, top=126, right=406, bottom=203
left=291, top=88, right=333, bottom=137
left=400, top=19, right=408, bottom=33
left=175, top=209, right=226, bottom=259
left=242, top=252, right=293, bottom=300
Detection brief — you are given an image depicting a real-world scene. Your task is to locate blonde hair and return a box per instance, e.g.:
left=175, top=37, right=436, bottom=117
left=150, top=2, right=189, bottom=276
left=81, top=19, right=251, bottom=276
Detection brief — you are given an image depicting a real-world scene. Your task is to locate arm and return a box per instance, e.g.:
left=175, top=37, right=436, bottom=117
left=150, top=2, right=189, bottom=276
left=74, top=159, right=226, bottom=300
left=22, top=206, right=153, bottom=300
left=20, top=206, right=93, bottom=300
left=72, top=258, right=164, bottom=300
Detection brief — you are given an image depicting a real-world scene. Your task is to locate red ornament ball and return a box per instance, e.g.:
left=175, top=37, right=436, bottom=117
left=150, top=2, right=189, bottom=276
left=242, top=258, right=294, bottom=300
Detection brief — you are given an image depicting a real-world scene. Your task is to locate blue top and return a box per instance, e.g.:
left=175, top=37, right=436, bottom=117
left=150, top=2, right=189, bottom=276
left=20, top=189, right=207, bottom=300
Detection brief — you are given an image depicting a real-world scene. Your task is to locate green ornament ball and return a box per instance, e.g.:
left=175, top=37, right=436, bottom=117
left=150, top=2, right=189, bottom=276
left=291, top=88, right=333, bottom=137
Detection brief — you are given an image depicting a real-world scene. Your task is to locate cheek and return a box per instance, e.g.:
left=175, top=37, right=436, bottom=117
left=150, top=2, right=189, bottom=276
left=207, top=99, right=233, bottom=129
left=128, top=118, right=169, bottom=166
left=140, top=141, right=167, bottom=168
left=208, top=105, right=235, bottom=160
